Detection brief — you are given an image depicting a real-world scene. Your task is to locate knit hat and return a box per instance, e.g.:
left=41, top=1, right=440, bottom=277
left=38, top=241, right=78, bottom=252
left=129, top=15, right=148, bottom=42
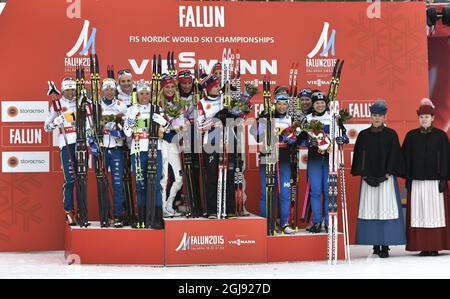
left=136, top=80, right=151, bottom=93
left=177, top=70, right=193, bottom=84
left=201, top=74, right=220, bottom=91
left=274, top=85, right=289, bottom=96
left=160, top=73, right=176, bottom=89
left=311, top=92, right=327, bottom=104
left=61, top=77, right=76, bottom=91
left=299, top=88, right=312, bottom=98
left=102, top=78, right=117, bottom=91
left=275, top=93, right=289, bottom=103
left=211, top=62, right=222, bottom=74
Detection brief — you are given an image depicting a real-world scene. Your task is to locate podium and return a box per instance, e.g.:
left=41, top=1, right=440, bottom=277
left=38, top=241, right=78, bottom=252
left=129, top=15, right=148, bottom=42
left=64, top=215, right=344, bottom=265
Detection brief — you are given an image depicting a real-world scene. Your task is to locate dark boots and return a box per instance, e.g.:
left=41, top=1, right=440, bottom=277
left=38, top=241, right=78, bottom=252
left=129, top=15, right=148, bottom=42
left=419, top=251, right=439, bottom=257
left=309, top=222, right=322, bottom=234
left=373, top=245, right=390, bottom=258
left=373, top=245, right=381, bottom=255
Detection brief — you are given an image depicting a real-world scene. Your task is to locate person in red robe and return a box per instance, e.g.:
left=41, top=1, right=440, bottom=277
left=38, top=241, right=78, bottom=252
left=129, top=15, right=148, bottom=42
left=402, top=98, right=450, bottom=256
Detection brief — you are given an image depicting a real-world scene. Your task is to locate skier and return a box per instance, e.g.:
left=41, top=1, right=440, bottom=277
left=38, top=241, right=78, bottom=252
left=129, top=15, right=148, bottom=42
left=403, top=98, right=450, bottom=256
left=159, top=74, right=186, bottom=218
left=177, top=69, right=203, bottom=216
left=88, top=78, right=127, bottom=227
left=250, top=93, right=305, bottom=234
left=304, top=91, right=349, bottom=233
left=116, top=69, right=134, bottom=107
left=196, top=74, right=237, bottom=219
left=44, top=78, right=78, bottom=225
left=116, top=69, right=136, bottom=225
left=351, top=99, right=406, bottom=258
left=298, top=88, right=313, bottom=120
left=123, top=80, right=168, bottom=228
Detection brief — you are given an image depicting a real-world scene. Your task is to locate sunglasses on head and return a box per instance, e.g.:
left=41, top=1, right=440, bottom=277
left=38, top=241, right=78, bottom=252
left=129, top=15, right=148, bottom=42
left=118, top=69, right=132, bottom=76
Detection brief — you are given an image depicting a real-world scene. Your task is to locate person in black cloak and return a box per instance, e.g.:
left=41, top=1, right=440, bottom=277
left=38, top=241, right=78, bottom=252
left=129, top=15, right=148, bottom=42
left=351, top=99, right=406, bottom=258
left=402, top=98, right=450, bottom=256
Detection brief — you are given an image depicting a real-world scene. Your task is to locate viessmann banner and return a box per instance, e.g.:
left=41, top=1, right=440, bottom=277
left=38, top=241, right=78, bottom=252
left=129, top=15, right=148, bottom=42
left=0, top=0, right=431, bottom=251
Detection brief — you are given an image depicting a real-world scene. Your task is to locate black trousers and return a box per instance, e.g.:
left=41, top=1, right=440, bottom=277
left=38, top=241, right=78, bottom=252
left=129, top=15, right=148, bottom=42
left=203, top=151, right=236, bottom=215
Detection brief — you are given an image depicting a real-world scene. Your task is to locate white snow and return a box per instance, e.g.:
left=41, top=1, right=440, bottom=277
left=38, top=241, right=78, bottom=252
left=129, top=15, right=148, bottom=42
left=0, top=246, right=449, bottom=279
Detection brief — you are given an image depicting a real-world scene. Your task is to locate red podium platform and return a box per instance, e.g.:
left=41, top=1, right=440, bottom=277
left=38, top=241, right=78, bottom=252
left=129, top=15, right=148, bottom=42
left=64, top=216, right=345, bottom=265
left=164, top=216, right=267, bottom=266
left=267, top=231, right=345, bottom=262
left=64, top=223, right=165, bottom=265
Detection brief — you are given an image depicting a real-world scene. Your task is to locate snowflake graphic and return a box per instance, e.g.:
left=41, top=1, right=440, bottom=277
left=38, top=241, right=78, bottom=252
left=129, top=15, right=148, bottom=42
left=346, top=6, right=426, bottom=91
left=0, top=174, right=43, bottom=244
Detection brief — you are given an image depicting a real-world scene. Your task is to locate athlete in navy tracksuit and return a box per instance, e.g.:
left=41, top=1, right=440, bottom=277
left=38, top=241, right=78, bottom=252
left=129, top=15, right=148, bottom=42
left=304, top=91, right=349, bottom=233
left=251, top=93, right=305, bottom=234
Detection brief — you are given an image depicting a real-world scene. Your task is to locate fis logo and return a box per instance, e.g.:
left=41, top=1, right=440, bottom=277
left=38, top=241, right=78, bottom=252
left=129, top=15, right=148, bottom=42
left=65, top=20, right=96, bottom=70
left=67, top=20, right=96, bottom=57
left=308, top=22, right=336, bottom=58
left=305, top=22, right=337, bottom=76
left=176, top=232, right=191, bottom=251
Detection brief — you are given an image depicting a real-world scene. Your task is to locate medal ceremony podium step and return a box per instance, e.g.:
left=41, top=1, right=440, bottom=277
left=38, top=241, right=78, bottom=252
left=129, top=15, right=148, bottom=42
left=64, top=216, right=344, bottom=265
left=64, top=222, right=165, bottom=265
left=267, top=230, right=345, bottom=262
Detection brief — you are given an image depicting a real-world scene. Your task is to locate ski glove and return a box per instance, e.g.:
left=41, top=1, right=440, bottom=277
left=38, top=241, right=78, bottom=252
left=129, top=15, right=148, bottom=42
left=215, top=108, right=229, bottom=124
left=152, top=113, right=169, bottom=129
left=88, top=138, right=99, bottom=157
left=110, top=130, right=123, bottom=138
left=126, top=118, right=136, bottom=128
left=282, top=134, right=297, bottom=145
left=308, top=138, right=318, bottom=148
left=53, top=115, right=65, bottom=127
left=335, top=136, right=345, bottom=145
left=105, top=121, right=116, bottom=132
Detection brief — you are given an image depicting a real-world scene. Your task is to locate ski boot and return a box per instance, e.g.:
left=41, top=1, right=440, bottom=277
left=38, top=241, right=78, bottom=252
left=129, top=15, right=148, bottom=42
left=309, top=222, right=322, bottom=234
left=226, top=213, right=238, bottom=219
left=113, top=216, right=123, bottom=228
left=136, top=207, right=145, bottom=229
left=281, top=224, right=295, bottom=235
left=65, top=211, right=77, bottom=226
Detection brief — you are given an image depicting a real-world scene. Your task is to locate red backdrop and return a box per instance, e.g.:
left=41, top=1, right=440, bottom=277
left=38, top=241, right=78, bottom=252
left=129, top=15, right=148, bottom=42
left=0, top=0, right=439, bottom=252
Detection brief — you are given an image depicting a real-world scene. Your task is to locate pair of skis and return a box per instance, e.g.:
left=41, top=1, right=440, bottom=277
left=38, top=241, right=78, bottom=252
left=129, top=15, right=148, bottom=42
left=216, top=48, right=232, bottom=219
left=193, top=64, right=208, bottom=217
left=89, top=54, right=112, bottom=227
left=327, top=59, right=350, bottom=264
left=262, top=78, right=277, bottom=236
left=145, top=54, right=163, bottom=229
left=230, top=50, right=245, bottom=216
left=287, top=63, right=300, bottom=231
left=73, top=66, right=90, bottom=227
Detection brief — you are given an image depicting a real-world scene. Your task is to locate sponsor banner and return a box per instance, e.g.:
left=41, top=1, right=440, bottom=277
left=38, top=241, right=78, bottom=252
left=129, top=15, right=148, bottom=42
left=2, top=151, right=50, bottom=173
left=345, top=123, right=372, bottom=144
left=2, top=125, right=49, bottom=147
left=1, top=101, right=48, bottom=122
left=165, top=217, right=267, bottom=265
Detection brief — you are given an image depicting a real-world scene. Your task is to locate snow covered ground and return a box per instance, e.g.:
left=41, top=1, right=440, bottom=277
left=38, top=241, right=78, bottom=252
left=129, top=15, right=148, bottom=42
left=1, top=246, right=449, bottom=279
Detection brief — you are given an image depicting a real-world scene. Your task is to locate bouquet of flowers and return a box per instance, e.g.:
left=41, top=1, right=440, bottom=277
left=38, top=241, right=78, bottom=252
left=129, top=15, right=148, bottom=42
left=303, top=120, right=332, bottom=154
